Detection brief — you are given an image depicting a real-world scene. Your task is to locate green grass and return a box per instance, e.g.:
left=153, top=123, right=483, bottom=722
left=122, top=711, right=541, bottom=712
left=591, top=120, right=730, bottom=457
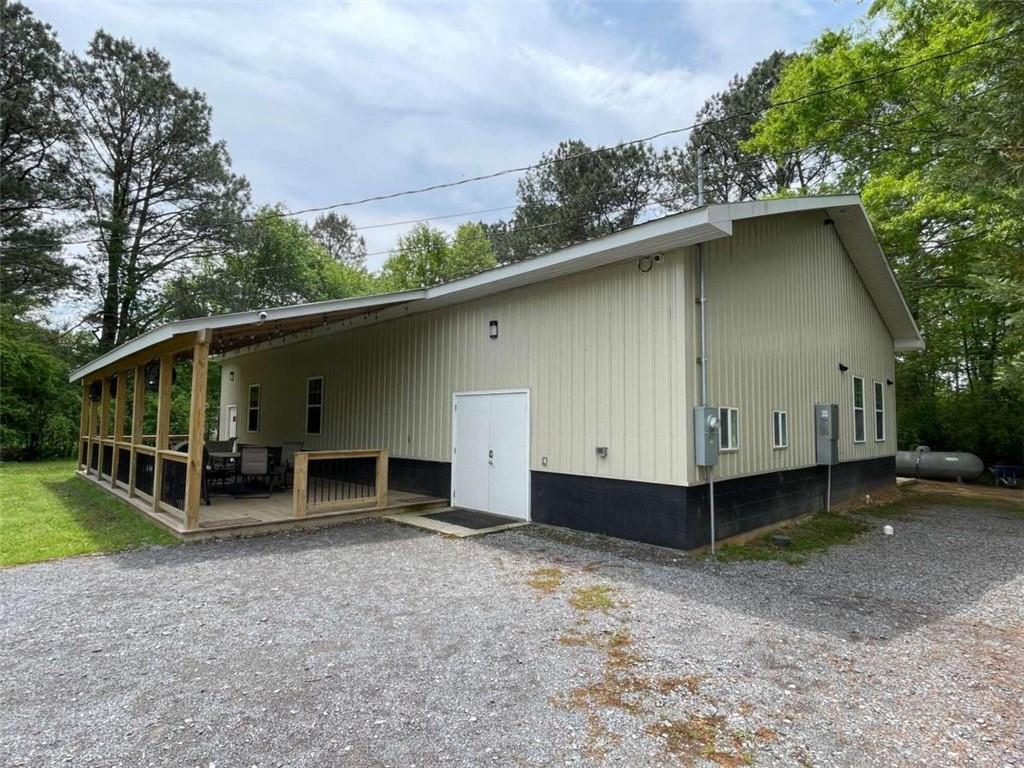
left=860, top=491, right=1023, bottom=519
left=716, top=511, right=870, bottom=565
left=0, top=459, right=178, bottom=567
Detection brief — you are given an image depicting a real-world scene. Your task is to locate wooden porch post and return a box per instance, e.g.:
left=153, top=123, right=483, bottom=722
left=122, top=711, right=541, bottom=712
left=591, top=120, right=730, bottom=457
left=183, top=330, right=210, bottom=531
left=292, top=452, right=309, bottom=518
left=110, top=371, right=127, bottom=488
left=85, top=382, right=96, bottom=473
left=99, top=376, right=111, bottom=478
left=78, top=382, right=89, bottom=468
left=151, top=353, right=174, bottom=513
left=128, top=365, right=145, bottom=497
left=376, top=451, right=389, bottom=508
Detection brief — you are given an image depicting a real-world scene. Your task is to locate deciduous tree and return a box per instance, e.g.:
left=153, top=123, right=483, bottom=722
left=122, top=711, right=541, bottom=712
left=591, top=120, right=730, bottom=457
left=380, top=222, right=496, bottom=289
left=310, top=211, right=367, bottom=267
left=745, top=0, right=1023, bottom=463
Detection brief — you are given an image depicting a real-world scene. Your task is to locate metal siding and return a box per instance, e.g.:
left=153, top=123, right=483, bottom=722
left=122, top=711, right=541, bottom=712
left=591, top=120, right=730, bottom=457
left=219, top=255, right=690, bottom=485
left=218, top=212, right=898, bottom=488
left=689, top=212, right=897, bottom=483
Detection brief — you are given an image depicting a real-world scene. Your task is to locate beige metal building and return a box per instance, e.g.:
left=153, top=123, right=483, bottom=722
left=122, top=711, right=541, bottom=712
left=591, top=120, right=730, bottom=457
left=71, top=195, right=922, bottom=547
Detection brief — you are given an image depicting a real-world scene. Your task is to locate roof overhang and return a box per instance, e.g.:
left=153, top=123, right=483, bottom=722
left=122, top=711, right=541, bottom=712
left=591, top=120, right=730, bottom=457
left=69, top=291, right=424, bottom=381
left=69, top=194, right=922, bottom=382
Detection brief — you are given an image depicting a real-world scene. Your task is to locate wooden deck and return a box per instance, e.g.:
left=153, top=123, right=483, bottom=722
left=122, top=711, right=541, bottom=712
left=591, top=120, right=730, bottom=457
left=77, top=470, right=447, bottom=540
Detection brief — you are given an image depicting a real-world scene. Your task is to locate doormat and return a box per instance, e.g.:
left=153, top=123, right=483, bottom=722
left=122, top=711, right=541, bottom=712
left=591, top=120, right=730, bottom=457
left=423, top=508, right=523, bottom=530
left=385, top=507, right=529, bottom=538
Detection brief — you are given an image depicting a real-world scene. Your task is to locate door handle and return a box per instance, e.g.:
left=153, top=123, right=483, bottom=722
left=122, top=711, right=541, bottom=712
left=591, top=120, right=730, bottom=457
left=488, top=449, right=494, bottom=465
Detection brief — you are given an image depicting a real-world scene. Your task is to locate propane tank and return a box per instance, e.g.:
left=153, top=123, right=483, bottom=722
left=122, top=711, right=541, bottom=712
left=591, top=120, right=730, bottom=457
left=895, top=445, right=984, bottom=482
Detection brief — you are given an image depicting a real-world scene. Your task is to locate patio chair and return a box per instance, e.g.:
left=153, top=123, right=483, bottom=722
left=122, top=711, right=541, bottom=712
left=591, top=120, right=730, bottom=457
left=203, top=443, right=236, bottom=499
left=207, top=438, right=236, bottom=454
left=237, top=445, right=273, bottom=497
left=272, top=441, right=304, bottom=489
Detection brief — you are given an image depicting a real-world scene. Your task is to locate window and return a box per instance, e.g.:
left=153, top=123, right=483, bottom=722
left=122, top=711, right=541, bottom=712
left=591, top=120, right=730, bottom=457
left=305, top=376, right=323, bottom=435
left=247, top=384, right=260, bottom=433
left=772, top=410, right=788, bottom=449
left=852, top=376, right=865, bottom=443
left=718, top=407, right=739, bottom=451
left=874, top=380, right=885, bottom=441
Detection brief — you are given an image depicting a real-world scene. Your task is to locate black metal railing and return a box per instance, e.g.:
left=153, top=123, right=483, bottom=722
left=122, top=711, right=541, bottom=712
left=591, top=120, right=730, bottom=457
left=116, top=448, right=131, bottom=485
left=135, top=452, right=155, bottom=496
left=161, top=458, right=187, bottom=511
left=306, top=456, right=376, bottom=506
left=101, top=444, right=113, bottom=477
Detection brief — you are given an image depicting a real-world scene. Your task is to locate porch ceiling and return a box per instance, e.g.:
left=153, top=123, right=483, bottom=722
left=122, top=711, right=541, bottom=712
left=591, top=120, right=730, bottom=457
left=69, top=292, right=422, bottom=381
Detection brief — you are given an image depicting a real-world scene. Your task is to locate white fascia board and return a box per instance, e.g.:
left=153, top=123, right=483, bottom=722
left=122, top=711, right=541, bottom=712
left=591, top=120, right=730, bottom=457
left=221, top=209, right=734, bottom=359
left=425, top=206, right=732, bottom=304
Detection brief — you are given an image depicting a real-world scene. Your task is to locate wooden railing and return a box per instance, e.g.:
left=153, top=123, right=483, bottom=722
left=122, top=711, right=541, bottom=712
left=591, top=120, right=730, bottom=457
left=292, top=449, right=389, bottom=518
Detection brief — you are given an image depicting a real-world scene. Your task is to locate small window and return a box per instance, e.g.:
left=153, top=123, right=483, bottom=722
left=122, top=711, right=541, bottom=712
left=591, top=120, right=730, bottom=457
left=852, top=376, right=865, bottom=443
left=718, top=407, right=739, bottom=451
left=305, top=376, right=323, bottom=435
left=874, top=381, right=885, bottom=441
left=247, top=384, right=260, bottom=433
left=772, top=410, right=788, bottom=449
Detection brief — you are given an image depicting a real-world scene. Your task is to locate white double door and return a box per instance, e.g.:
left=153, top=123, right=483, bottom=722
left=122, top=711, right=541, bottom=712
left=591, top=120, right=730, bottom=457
left=451, top=390, right=530, bottom=520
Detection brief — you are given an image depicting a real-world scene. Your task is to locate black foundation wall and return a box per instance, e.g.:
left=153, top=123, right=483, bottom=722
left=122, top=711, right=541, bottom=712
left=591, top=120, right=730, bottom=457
left=683, top=456, right=895, bottom=548
left=388, top=457, right=451, bottom=499
left=531, top=456, right=896, bottom=551
left=531, top=472, right=690, bottom=549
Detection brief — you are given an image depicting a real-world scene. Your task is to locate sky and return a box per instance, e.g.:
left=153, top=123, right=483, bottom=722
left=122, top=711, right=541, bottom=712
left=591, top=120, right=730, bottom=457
left=33, top=0, right=865, bottom=271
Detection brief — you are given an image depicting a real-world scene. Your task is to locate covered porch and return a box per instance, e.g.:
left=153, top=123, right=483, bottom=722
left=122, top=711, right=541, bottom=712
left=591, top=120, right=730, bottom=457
left=72, top=296, right=448, bottom=538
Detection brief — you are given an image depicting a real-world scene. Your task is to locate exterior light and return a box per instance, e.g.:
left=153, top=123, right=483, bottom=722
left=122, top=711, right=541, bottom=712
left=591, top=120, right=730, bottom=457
left=488, top=320, right=499, bottom=339
left=838, top=363, right=849, bottom=373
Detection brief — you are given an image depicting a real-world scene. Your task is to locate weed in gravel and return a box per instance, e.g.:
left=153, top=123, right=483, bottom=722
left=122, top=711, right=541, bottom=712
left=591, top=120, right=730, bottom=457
left=583, top=713, right=623, bottom=760
left=715, top=512, right=869, bottom=565
left=558, top=629, right=592, bottom=646
left=527, top=566, right=565, bottom=594
left=569, top=584, right=619, bottom=611
left=647, top=715, right=755, bottom=767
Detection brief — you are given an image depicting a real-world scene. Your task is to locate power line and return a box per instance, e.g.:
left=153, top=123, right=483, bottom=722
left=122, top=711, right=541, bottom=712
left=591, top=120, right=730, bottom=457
left=5, top=80, right=999, bottom=269
left=1, top=24, right=1016, bottom=256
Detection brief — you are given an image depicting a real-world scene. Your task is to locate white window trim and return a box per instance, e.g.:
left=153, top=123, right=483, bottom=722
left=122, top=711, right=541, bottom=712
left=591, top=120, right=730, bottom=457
left=772, top=410, right=788, bottom=449
left=852, top=376, right=866, bottom=444
left=305, top=376, right=323, bottom=436
left=718, top=406, right=739, bottom=452
left=873, top=380, right=886, bottom=442
left=247, top=383, right=260, bottom=434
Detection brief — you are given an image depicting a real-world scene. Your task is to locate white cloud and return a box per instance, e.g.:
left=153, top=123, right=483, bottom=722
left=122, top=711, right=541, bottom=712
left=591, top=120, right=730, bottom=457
left=35, top=0, right=861, bottom=270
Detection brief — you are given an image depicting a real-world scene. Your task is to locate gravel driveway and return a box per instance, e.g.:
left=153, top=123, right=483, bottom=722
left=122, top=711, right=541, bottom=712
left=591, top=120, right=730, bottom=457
left=2, top=501, right=1022, bottom=767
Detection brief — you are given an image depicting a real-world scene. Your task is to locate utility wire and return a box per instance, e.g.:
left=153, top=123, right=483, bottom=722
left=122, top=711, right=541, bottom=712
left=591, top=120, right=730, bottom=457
left=1, top=24, right=1016, bottom=255
left=6, top=81, right=1000, bottom=269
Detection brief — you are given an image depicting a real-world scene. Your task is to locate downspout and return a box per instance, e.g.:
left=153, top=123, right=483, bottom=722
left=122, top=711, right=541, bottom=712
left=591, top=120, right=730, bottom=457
left=695, top=144, right=716, bottom=553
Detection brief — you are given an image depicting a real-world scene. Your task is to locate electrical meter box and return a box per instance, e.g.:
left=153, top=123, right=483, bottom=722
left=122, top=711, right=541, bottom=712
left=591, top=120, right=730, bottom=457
left=814, top=403, right=839, bottom=465
left=694, top=405, right=720, bottom=467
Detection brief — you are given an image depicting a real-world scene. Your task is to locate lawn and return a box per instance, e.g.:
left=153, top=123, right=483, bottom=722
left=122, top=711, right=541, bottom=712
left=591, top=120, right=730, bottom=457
left=0, top=459, right=177, bottom=567
left=715, top=511, right=870, bottom=565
